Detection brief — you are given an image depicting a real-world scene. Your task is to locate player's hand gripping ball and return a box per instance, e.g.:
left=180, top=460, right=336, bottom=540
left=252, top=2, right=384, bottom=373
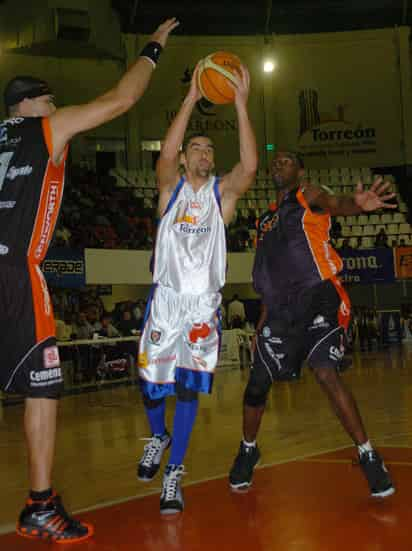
left=197, top=51, right=242, bottom=104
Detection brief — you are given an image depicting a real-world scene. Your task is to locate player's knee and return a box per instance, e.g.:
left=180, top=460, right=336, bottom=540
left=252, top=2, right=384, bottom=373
left=313, top=365, right=340, bottom=388
left=176, top=382, right=198, bottom=402
left=243, top=378, right=271, bottom=407
left=142, top=394, right=164, bottom=409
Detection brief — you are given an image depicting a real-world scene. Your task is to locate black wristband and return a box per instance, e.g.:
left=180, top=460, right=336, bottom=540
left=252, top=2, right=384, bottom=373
left=139, top=41, right=163, bottom=68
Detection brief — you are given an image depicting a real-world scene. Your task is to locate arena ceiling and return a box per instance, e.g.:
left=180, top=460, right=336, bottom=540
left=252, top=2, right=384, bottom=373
left=112, top=0, right=412, bottom=36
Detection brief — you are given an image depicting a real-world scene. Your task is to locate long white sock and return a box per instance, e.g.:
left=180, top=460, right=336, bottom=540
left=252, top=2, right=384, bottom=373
left=243, top=439, right=256, bottom=448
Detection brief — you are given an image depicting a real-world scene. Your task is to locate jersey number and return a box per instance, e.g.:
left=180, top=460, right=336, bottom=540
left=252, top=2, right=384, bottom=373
left=0, top=152, right=14, bottom=192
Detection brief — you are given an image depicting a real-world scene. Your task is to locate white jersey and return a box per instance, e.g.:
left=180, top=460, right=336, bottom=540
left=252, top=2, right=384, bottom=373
left=153, top=175, right=226, bottom=295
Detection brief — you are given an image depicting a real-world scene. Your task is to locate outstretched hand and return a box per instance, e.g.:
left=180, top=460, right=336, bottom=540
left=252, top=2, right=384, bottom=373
left=150, top=17, right=180, bottom=47
left=354, top=176, right=397, bottom=212
left=227, top=64, right=250, bottom=107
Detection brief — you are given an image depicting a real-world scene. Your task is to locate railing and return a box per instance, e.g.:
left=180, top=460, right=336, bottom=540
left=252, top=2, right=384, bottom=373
left=0, top=331, right=252, bottom=412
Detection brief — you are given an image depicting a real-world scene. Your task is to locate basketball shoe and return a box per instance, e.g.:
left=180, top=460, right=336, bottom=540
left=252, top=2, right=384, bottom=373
left=358, top=449, right=395, bottom=498
left=160, top=464, right=185, bottom=515
left=17, top=492, right=93, bottom=543
left=137, top=431, right=171, bottom=481
left=229, top=441, right=261, bottom=490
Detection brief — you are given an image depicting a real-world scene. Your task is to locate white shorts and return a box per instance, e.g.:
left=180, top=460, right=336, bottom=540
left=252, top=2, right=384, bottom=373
left=138, top=284, right=221, bottom=399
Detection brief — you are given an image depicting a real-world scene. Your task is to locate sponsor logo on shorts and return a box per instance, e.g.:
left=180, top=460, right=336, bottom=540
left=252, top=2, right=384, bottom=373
left=138, top=352, right=148, bottom=368
left=30, top=367, right=63, bottom=387
left=149, top=330, right=162, bottom=345
left=309, top=315, right=330, bottom=331
left=268, top=336, right=282, bottom=344
left=0, top=243, right=9, bottom=255
left=151, top=354, right=176, bottom=365
left=7, top=165, right=33, bottom=180
left=0, top=124, right=7, bottom=145
left=262, top=326, right=271, bottom=338
left=0, top=201, right=16, bottom=209
left=3, top=117, right=24, bottom=126
left=43, top=346, right=60, bottom=368
left=193, top=355, right=207, bottom=369
left=189, top=323, right=211, bottom=343
left=329, top=345, right=344, bottom=362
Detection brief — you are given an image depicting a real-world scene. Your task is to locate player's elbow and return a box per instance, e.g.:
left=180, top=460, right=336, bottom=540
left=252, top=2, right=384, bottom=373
left=244, top=165, right=258, bottom=181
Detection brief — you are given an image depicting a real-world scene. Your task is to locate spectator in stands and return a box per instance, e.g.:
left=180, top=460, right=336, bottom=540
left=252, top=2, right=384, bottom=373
left=118, top=310, right=140, bottom=336
left=228, top=294, right=246, bottom=329
left=399, top=238, right=407, bottom=247
left=331, top=218, right=342, bottom=239
left=98, top=313, right=121, bottom=338
left=86, top=305, right=102, bottom=335
left=375, top=228, right=389, bottom=248
left=73, top=312, right=93, bottom=340
left=390, top=239, right=398, bottom=248
left=340, top=238, right=354, bottom=252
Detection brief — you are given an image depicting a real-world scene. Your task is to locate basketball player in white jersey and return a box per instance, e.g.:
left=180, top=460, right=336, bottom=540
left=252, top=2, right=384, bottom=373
left=137, top=64, right=257, bottom=514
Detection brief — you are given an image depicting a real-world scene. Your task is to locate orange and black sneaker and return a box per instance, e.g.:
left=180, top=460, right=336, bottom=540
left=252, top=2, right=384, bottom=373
left=16, top=492, right=94, bottom=544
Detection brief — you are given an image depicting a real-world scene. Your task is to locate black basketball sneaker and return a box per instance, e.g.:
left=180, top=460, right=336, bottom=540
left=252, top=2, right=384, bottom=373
left=229, top=441, right=261, bottom=490
left=358, top=449, right=395, bottom=498
left=17, top=492, right=94, bottom=544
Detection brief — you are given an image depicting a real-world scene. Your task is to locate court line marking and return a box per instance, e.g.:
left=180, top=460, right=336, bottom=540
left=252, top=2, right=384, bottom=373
left=303, top=457, right=412, bottom=467
left=0, top=444, right=349, bottom=536
left=1, top=443, right=410, bottom=536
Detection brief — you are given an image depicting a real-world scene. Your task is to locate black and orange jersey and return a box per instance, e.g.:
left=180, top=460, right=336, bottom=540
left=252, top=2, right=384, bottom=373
left=253, top=186, right=343, bottom=309
left=0, top=116, right=67, bottom=266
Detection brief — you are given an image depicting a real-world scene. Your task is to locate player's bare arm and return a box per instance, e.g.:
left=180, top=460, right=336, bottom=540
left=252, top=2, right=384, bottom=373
left=219, top=65, right=258, bottom=225
left=304, top=176, right=397, bottom=216
left=156, top=64, right=202, bottom=214
left=49, top=18, right=179, bottom=165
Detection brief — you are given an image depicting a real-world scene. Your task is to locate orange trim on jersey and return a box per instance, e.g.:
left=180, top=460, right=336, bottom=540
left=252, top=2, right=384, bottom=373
left=42, top=117, right=69, bottom=167
left=297, top=188, right=343, bottom=280
left=28, top=263, right=56, bottom=343
left=331, top=276, right=351, bottom=331
left=27, top=159, right=66, bottom=264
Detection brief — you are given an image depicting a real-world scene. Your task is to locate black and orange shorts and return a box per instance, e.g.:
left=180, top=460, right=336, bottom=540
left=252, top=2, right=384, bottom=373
left=0, top=263, right=63, bottom=398
left=254, top=279, right=351, bottom=381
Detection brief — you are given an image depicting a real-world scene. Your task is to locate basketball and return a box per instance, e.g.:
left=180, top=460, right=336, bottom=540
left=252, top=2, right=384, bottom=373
left=197, top=51, right=242, bottom=105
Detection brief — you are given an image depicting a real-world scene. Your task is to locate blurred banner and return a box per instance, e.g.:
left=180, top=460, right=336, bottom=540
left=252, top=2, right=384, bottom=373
left=394, top=246, right=412, bottom=279
left=42, top=248, right=85, bottom=288
left=340, top=248, right=395, bottom=284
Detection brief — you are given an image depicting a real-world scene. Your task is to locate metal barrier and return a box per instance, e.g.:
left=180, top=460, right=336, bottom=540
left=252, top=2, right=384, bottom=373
left=0, top=331, right=253, bottom=412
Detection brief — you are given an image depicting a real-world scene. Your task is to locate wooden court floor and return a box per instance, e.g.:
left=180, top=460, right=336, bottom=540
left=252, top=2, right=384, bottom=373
left=1, top=345, right=412, bottom=550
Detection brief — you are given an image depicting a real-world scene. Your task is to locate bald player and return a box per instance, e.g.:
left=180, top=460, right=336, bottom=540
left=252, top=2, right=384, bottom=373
left=229, top=151, right=396, bottom=499
left=0, top=18, right=178, bottom=543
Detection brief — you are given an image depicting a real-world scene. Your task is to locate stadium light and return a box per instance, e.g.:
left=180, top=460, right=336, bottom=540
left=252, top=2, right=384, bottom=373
left=263, top=59, right=276, bottom=73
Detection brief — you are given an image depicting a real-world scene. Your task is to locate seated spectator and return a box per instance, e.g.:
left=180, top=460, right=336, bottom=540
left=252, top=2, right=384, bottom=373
left=118, top=310, right=140, bottom=336
left=375, top=228, right=388, bottom=248
left=340, top=239, right=354, bottom=252
left=331, top=218, right=342, bottom=239
left=399, top=238, right=407, bottom=247
left=73, top=312, right=93, bottom=340
left=228, top=294, right=246, bottom=329
left=98, top=313, right=120, bottom=338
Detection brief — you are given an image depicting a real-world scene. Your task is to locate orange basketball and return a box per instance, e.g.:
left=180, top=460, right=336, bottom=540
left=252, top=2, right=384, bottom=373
left=197, top=51, right=242, bottom=105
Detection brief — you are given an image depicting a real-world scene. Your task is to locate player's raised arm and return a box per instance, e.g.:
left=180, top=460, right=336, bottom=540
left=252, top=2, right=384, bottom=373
left=156, top=64, right=202, bottom=195
left=305, top=176, right=397, bottom=216
left=220, top=65, right=258, bottom=223
left=49, top=18, right=179, bottom=164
